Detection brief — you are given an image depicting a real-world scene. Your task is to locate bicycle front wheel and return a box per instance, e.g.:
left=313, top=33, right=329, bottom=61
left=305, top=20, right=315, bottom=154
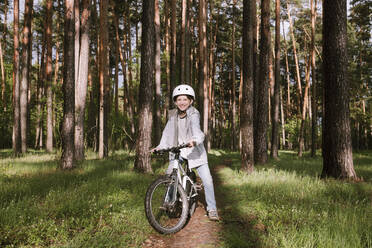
left=145, top=176, right=189, bottom=234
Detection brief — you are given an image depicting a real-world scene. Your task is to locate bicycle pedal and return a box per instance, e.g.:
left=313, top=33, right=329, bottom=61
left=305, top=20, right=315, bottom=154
left=159, top=206, right=167, bottom=211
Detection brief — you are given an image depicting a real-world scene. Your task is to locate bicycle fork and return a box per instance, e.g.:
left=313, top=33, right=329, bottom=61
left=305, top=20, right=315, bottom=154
left=162, top=168, right=179, bottom=208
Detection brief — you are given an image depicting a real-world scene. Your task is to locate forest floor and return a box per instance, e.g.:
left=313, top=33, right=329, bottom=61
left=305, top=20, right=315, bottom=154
left=1, top=150, right=371, bottom=247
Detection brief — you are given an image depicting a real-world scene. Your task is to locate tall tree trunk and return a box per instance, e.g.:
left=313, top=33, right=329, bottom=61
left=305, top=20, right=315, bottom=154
left=271, top=0, right=280, bottom=159
left=298, top=51, right=311, bottom=157
left=154, top=0, right=162, bottom=145
left=241, top=0, right=255, bottom=173
left=0, top=39, right=5, bottom=107
left=34, top=46, right=42, bottom=149
left=311, top=0, right=317, bottom=157
left=1, top=0, right=7, bottom=105
left=180, top=0, right=186, bottom=84
left=13, top=0, right=21, bottom=156
left=199, top=0, right=209, bottom=143
left=231, top=0, right=237, bottom=151
left=114, top=34, right=119, bottom=116
left=87, top=69, right=96, bottom=149
left=282, top=22, right=291, bottom=119
left=252, top=0, right=258, bottom=151
left=134, top=0, right=155, bottom=173
left=280, top=87, right=286, bottom=148
left=126, top=12, right=136, bottom=136
left=185, top=0, right=191, bottom=85
left=103, top=47, right=111, bottom=156
left=287, top=1, right=303, bottom=114
left=88, top=0, right=98, bottom=151
left=98, top=0, right=108, bottom=159
left=19, top=0, right=33, bottom=154
left=164, top=0, right=171, bottom=114
left=322, top=0, right=357, bottom=179
left=114, top=10, right=130, bottom=118
left=45, top=0, right=53, bottom=152
left=74, top=0, right=80, bottom=85
left=255, top=0, right=270, bottom=164
left=239, top=62, right=243, bottom=150
left=75, top=0, right=90, bottom=161
left=61, top=0, right=75, bottom=169
left=170, top=0, right=177, bottom=100
left=208, top=0, right=217, bottom=150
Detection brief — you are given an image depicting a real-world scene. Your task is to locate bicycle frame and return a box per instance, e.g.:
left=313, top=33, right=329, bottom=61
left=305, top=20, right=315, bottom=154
left=155, top=144, right=199, bottom=206
left=172, top=156, right=198, bottom=199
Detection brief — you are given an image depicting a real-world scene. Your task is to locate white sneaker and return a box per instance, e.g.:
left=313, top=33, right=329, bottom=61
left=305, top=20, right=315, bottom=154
left=208, top=210, right=219, bottom=221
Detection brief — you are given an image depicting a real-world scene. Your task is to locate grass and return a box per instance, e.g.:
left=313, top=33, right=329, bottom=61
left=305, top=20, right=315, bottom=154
left=208, top=150, right=372, bottom=248
left=0, top=150, right=160, bottom=247
left=1, top=149, right=371, bottom=247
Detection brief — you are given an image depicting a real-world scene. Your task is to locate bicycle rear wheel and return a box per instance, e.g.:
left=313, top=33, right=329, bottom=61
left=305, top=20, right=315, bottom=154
left=145, top=176, right=189, bottom=234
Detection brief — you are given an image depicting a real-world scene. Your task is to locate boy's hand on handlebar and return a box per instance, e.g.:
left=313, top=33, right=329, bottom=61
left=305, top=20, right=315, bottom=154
left=187, top=141, right=196, bottom=148
left=149, top=147, right=158, bottom=153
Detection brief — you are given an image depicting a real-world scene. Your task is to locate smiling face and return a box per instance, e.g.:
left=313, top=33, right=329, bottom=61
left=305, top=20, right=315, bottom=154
left=175, top=95, right=193, bottom=112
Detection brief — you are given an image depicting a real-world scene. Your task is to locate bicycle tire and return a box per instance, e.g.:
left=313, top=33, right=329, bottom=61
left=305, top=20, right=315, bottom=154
left=145, top=176, right=189, bottom=234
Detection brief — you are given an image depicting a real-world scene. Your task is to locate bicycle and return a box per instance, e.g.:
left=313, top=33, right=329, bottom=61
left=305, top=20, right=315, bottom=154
left=144, top=144, right=202, bottom=234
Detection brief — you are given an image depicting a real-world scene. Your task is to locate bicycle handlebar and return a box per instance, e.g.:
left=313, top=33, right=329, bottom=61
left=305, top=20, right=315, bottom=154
left=152, top=143, right=189, bottom=154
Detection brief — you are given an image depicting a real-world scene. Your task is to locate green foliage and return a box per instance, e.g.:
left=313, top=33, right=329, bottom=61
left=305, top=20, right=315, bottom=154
left=209, top=150, right=372, bottom=248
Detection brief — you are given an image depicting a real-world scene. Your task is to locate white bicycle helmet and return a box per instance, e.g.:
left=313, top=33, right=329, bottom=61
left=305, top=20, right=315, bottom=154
left=172, top=84, right=195, bottom=101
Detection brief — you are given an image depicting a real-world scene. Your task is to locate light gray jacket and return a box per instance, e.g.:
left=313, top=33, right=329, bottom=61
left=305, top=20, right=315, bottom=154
left=156, top=106, right=208, bottom=169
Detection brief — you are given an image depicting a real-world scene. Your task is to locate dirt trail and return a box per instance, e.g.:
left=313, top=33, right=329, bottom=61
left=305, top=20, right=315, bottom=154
left=142, top=169, right=223, bottom=248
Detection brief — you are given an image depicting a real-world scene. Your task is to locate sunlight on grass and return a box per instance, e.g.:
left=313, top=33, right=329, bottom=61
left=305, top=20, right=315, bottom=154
left=0, top=150, right=156, bottom=247
left=211, top=150, right=372, bottom=248
left=1, top=149, right=371, bottom=247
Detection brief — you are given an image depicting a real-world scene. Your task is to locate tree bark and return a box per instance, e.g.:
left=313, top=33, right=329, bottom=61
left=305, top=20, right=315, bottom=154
left=282, top=22, right=291, bottom=119
left=241, top=0, right=255, bottom=173
left=114, top=32, right=119, bottom=116
left=286, top=1, right=303, bottom=114
left=185, top=0, right=191, bottom=85
left=255, top=0, right=270, bottom=164
left=170, top=0, right=177, bottom=99
left=75, top=0, right=90, bottom=161
left=280, top=87, right=286, bottom=149
left=19, top=0, right=33, bottom=154
left=298, top=52, right=311, bottom=157
left=74, top=0, right=80, bottom=85
left=180, top=0, right=186, bottom=84
left=126, top=10, right=136, bottom=136
left=252, top=0, right=258, bottom=151
left=34, top=45, right=44, bottom=149
left=231, top=0, right=237, bottom=151
left=45, top=0, right=53, bottom=153
left=164, top=0, right=171, bottom=114
left=154, top=0, right=162, bottom=145
left=198, top=0, right=209, bottom=143
left=134, top=0, right=155, bottom=173
left=322, top=0, right=357, bottom=179
left=208, top=0, right=217, bottom=150
left=0, top=0, right=7, bottom=105
left=311, top=0, right=317, bottom=157
left=13, top=0, right=21, bottom=155
left=98, top=0, right=108, bottom=159
left=0, top=39, right=5, bottom=107
left=271, top=0, right=280, bottom=159
left=61, top=0, right=75, bottom=169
